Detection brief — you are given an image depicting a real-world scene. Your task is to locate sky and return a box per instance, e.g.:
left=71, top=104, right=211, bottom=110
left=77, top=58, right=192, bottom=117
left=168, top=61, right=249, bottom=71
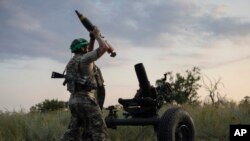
left=0, top=0, right=250, bottom=111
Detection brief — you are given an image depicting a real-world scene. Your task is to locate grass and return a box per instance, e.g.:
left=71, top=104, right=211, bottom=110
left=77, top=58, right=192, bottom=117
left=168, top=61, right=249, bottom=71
left=183, top=103, right=250, bottom=141
left=0, top=110, right=69, bottom=141
left=0, top=103, right=249, bottom=141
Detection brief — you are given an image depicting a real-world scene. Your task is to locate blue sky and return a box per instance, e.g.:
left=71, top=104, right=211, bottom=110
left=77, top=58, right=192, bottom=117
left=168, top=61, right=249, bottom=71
left=0, top=0, right=250, bottom=111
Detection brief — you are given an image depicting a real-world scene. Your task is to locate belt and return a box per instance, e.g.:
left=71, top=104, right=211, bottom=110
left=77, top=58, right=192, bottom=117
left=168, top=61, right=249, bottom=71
left=75, top=83, right=97, bottom=92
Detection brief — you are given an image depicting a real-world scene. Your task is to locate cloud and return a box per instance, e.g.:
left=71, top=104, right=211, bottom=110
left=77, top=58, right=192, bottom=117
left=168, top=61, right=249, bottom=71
left=89, top=0, right=250, bottom=46
left=1, top=0, right=250, bottom=110
left=89, top=0, right=200, bottom=46
left=196, top=16, right=250, bottom=38
left=1, top=0, right=250, bottom=65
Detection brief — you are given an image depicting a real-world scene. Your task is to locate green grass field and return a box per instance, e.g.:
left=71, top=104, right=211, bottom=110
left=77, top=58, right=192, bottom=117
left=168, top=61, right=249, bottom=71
left=0, top=103, right=249, bottom=141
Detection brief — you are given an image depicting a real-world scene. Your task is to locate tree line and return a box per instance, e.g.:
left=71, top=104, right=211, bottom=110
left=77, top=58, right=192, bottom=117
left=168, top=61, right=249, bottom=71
left=30, top=67, right=250, bottom=112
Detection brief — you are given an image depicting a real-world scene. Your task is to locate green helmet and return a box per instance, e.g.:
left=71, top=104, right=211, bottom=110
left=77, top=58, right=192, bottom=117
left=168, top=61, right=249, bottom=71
left=70, top=38, right=89, bottom=53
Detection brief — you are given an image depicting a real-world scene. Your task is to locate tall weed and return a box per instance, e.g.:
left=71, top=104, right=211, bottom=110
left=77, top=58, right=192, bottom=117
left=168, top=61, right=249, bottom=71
left=0, top=103, right=249, bottom=141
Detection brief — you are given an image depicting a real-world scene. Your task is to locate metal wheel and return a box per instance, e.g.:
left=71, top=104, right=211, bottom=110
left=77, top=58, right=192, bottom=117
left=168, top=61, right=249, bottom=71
left=157, top=107, right=195, bottom=141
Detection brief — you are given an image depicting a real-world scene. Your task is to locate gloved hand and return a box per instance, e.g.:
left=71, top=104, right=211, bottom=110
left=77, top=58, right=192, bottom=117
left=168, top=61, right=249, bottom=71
left=90, top=26, right=101, bottom=38
left=89, top=32, right=95, bottom=40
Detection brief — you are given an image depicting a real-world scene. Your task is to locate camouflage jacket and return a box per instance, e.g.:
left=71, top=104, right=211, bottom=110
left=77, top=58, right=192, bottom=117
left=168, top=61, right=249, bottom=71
left=65, top=50, right=99, bottom=93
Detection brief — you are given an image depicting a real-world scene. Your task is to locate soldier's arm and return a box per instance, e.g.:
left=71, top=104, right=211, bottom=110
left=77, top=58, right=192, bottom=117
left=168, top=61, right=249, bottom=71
left=90, top=27, right=109, bottom=58
left=88, top=33, right=95, bottom=51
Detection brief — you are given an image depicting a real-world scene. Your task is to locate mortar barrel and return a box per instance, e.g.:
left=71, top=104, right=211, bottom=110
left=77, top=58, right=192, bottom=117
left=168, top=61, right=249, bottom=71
left=134, top=63, right=151, bottom=97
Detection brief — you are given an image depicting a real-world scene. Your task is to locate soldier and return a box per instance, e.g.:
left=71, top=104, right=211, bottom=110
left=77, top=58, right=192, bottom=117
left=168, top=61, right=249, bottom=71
left=59, top=27, right=111, bottom=141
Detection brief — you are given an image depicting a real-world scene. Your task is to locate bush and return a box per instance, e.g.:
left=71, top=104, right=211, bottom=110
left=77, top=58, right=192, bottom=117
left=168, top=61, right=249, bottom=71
left=30, top=99, right=68, bottom=113
left=156, top=67, right=201, bottom=104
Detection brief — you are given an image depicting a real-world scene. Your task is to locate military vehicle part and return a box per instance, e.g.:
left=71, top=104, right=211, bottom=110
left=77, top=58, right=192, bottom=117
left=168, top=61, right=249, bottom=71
left=105, top=63, right=195, bottom=141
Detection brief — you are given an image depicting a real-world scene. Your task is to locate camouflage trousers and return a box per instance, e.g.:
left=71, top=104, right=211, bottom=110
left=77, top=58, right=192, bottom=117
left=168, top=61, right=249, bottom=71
left=59, top=91, right=109, bottom=141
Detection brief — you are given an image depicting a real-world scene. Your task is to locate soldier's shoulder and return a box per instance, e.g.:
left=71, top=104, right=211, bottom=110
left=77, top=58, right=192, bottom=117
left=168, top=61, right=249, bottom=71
left=66, top=56, right=78, bottom=68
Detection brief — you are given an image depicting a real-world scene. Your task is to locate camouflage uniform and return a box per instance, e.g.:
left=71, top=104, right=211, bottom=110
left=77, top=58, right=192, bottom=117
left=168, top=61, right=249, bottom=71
left=59, top=50, right=108, bottom=141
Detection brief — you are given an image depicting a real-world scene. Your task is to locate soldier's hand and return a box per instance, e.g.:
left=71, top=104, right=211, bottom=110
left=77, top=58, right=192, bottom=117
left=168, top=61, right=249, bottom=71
left=89, top=33, right=95, bottom=40
left=105, top=40, right=114, bottom=53
left=90, top=26, right=101, bottom=38
left=89, top=25, right=96, bottom=40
